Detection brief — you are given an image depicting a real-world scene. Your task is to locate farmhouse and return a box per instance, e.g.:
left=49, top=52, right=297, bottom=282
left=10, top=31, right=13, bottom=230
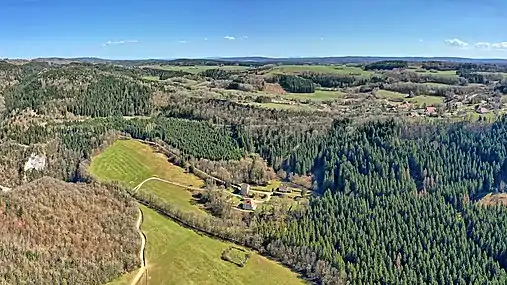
left=243, top=198, right=257, bottom=210
left=240, top=183, right=250, bottom=196
left=475, top=106, right=490, bottom=114
left=424, top=106, right=437, bottom=116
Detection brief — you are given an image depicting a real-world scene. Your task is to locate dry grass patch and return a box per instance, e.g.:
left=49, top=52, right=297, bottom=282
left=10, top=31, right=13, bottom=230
left=477, top=193, right=507, bottom=206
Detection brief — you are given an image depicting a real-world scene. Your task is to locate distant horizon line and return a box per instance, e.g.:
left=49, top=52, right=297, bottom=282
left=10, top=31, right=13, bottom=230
left=4, top=55, right=507, bottom=61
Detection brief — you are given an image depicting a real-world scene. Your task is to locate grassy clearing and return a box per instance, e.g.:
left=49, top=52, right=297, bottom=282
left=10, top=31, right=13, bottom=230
left=89, top=140, right=204, bottom=189
left=268, top=64, right=374, bottom=77
left=143, top=65, right=250, bottom=74
left=432, top=70, right=458, bottom=77
left=141, top=76, right=161, bottom=81
left=105, top=205, right=304, bottom=285
left=377, top=90, right=442, bottom=107
left=376, top=90, right=406, bottom=99
left=460, top=110, right=497, bottom=123
left=251, top=180, right=282, bottom=192
left=139, top=179, right=204, bottom=214
left=258, top=196, right=307, bottom=212
left=477, top=193, right=507, bottom=206
left=416, top=69, right=458, bottom=77
left=90, top=139, right=205, bottom=214
left=93, top=140, right=305, bottom=284
left=285, top=90, right=346, bottom=101
left=407, top=95, right=444, bottom=107
left=140, top=205, right=304, bottom=285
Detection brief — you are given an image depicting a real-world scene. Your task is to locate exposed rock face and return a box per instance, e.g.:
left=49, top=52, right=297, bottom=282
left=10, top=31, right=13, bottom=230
left=23, top=153, right=46, bottom=172
left=0, top=94, right=5, bottom=113
left=0, top=185, right=11, bottom=192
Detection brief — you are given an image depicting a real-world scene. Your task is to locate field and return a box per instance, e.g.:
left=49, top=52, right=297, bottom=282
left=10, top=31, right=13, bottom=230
left=92, top=140, right=305, bottom=285
left=141, top=76, right=160, bottom=81
left=376, top=90, right=406, bottom=100
left=266, top=64, right=375, bottom=77
left=285, top=90, right=346, bottom=101
left=109, top=205, right=305, bottom=285
left=106, top=205, right=304, bottom=285
left=90, top=139, right=205, bottom=213
left=407, top=95, right=444, bottom=106
left=89, top=139, right=204, bottom=189
left=415, top=69, right=458, bottom=77
left=140, top=179, right=205, bottom=213
left=143, top=65, right=251, bottom=74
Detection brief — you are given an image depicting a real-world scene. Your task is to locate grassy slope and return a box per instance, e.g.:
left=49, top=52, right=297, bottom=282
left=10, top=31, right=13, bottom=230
left=142, top=65, right=250, bottom=74
left=407, top=95, right=444, bottom=106
left=93, top=140, right=305, bottom=285
left=107, top=206, right=304, bottom=285
left=268, top=64, right=374, bottom=77
left=376, top=90, right=406, bottom=99
left=89, top=139, right=204, bottom=213
left=376, top=90, right=443, bottom=106
left=138, top=205, right=304, bottom=285
left=415, top=69, right=458, bottom=77
left=285, top=90, right=346, bottom=101
left=89, top=140, right=204, bottom=188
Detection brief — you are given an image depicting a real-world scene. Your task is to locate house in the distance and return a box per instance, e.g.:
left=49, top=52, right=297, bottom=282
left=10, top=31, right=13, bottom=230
left=243, top=198, right=257, bottom=210
left=424, top=106, right=437, bottom=116
left=240, top=183, right=250, bottom=196
left=475, top=105, right=490, bottom=114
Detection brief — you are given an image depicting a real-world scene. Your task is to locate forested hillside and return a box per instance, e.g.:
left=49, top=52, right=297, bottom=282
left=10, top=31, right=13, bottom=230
left=0, top=177, right=138, bottom=285
left=248, top=118, right=507, bottom=284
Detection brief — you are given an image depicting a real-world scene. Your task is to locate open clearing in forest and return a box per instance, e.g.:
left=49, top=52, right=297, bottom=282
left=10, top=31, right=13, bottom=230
left=406, top=95, right=444, bottom=107
left=89, top=139, right=205, bottom=213
left=285, top=90, right=346, bottom=101
left=142, top=65, right=251, bottom=74
left=108, top=205, right=305, bottom=285
left=90, top=139, right=204, bottom=189
left=266, top=64, right=375, bottom=77
left=477, top=193, right=507, bottom=206
left=91, top=140, right=305, bottom=285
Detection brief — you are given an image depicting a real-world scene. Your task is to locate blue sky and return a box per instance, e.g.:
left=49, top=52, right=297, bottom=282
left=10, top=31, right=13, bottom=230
left=1, top=0, right=507, bottom=59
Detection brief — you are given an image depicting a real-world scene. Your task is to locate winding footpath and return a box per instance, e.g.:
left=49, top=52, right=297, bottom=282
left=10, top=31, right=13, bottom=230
left=133, top=176, right=272, bottom=204
left=133, top=177, right=206, bottom=193
left=130, top=200, right=147, bottom=285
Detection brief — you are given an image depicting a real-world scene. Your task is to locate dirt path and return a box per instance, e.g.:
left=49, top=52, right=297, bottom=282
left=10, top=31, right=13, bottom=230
left=133, top=177, right=206, bottom=193
left=133, top=176, right=270, bottom=204
left=130, top=203, right=147, bottom=285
